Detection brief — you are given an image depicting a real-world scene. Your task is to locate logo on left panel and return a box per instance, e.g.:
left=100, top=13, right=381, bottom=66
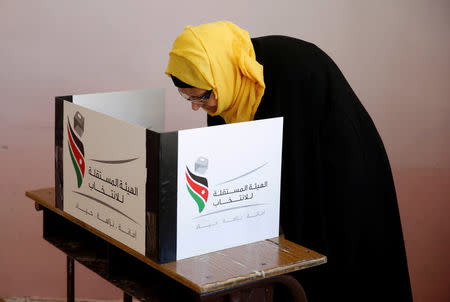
left=67, top=111, right=86, bottom=188
left=185, top=157, right=209, bottom=213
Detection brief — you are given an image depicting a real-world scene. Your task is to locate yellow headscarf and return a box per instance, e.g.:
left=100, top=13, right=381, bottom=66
left=166, top=21, right=265, bottom=124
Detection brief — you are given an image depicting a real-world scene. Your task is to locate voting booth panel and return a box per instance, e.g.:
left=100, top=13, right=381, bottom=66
left=55, top=89, right=283, bottom=263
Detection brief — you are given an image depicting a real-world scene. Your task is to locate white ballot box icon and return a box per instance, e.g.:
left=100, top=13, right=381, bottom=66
left=195, top=157, right=208, bottom=174
left=74, top=111, right=85, bottom=137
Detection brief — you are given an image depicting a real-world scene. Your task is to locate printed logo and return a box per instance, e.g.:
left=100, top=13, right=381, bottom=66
left=67, top=111, right=86, bottom=188
left=185, top=157, right=209, bottom=213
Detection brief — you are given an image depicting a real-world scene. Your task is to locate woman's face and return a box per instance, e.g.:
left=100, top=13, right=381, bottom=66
left=178, top=87, right=218, bottom=112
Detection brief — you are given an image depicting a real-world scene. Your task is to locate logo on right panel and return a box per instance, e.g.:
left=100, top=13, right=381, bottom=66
left=185, top=157, right=209, bottom=213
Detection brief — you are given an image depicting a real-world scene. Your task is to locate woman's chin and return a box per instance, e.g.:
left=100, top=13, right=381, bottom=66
left=203, top=105, right=218, bottom=113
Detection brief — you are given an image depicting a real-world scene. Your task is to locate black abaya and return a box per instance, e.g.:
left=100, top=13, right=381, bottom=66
left=208, top=36, right=412, bottom=302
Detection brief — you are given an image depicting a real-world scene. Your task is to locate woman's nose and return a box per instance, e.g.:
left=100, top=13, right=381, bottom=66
left=191, top=102, right=201, bottom=111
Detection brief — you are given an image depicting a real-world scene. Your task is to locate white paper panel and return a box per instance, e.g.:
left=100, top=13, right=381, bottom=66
left=63, top=101, right=146, bottom=254
left=177, top=117, right=283, bottom=260
left=73, top=88, right=165, bottom=132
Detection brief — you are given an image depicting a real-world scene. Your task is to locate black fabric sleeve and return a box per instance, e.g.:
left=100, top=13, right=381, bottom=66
left=207, top=114, right=225, bottom=126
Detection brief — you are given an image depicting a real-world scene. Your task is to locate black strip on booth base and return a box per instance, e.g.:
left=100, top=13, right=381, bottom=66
left=146, top=130, right=160, bottom=260
left=158, top=131, right=178, bottom=263
left=55, top=96, right=73, bottom=210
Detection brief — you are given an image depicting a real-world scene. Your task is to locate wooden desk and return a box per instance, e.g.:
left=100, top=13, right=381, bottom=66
left=26, top=188, right=326, bottom=302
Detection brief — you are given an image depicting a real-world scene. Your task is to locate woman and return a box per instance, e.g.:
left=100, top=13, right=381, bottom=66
left=166, top=21, right=412, bottom=302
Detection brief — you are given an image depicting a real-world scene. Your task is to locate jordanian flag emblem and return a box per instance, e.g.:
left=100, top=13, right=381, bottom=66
left=185, top=166, right=209, bottom=213
left=67, top=120, right=85, bottom=188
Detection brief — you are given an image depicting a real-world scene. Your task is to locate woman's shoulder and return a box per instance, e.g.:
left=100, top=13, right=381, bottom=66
left=252, top=36, right=336, bottom=90
left=252, top=35, right=316, bottom=48
left=251, top=35, right=331, bottom=71
left=251, top=35, right=323, bottom=56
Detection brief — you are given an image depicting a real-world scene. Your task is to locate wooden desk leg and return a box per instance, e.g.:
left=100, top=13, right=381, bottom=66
left=67, top=256, right=75, bottom=302
left=123, top=293, right=132, bottom=302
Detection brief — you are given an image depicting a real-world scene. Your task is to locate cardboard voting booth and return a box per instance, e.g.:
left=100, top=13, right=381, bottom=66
left=55, top=89, right=283, bottom=263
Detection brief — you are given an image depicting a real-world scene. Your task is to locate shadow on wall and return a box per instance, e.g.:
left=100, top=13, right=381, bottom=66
left=393, top=168, right=450, bottom=302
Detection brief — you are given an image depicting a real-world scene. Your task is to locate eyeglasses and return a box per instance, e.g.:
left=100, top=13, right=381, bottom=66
left=179, top=90, right=212, bottom=104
